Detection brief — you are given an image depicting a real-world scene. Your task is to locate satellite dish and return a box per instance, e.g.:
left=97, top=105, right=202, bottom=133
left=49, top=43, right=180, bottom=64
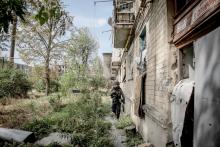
left=108, top=17, right=113, bottom=26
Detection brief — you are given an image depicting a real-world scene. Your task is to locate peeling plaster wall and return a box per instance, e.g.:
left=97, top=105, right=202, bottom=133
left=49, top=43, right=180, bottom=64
left=118, top=0, right=177, bottom=146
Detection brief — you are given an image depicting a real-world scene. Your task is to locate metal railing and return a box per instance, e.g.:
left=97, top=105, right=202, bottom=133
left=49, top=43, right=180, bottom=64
left=114, top=12, right=135, bottom=24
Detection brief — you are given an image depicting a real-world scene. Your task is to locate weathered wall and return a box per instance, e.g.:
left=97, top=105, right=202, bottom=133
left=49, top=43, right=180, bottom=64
left=102, top=53, right=112, bottom=79
left=119, top=0, right=176, bottom=146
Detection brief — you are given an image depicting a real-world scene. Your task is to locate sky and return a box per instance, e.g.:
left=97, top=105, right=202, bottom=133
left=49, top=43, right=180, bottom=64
left=63, top=0, right=113, bottom=56
left=1, top=0, right=113, bottom=64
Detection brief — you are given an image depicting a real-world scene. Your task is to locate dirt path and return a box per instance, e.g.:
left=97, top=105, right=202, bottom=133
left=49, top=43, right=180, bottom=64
left=105, top=116, right=126, bottom=147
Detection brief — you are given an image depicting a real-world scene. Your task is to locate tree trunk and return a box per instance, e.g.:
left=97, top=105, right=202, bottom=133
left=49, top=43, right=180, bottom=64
left=45, top=25, right=52, bottom=96
left=45, top=55, right=50, bottom=96
left=9, top=15, right=17, bottom=67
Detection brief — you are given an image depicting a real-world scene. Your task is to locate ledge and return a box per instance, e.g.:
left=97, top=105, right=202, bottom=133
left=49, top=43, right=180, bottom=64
left=142, top=104, right=169, bottom=129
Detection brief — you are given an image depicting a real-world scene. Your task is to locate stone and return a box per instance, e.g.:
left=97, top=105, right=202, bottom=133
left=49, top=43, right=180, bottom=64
left=35, top=132, right=72, bottom=146
left=124, top=125, right=136, bottom=134
left=0, top=128, right=35, bottom=143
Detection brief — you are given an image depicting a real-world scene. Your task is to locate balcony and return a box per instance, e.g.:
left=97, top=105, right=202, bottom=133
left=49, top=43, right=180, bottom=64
left=113, top=0, right=134, bottom=48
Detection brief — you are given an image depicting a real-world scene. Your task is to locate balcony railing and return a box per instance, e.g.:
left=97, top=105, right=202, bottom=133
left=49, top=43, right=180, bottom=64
left=114, top=12, right=135, bottom=24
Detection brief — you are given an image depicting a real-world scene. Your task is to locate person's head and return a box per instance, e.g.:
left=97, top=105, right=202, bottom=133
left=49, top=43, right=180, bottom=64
left=113, top=81, right=120, bottom=87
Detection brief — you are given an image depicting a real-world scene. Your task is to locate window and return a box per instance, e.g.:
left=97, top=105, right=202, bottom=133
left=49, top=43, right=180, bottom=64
left=139, top=27, right=146, bottom=51
left=180, top=44, right=195, bottom=80
left=138, top=27, right=147, bottom=73
left=119, top=1, right=133, bottom=11
left=126, top=50, right=134, bottom=80
left=175, top=0, right=195, bottom=14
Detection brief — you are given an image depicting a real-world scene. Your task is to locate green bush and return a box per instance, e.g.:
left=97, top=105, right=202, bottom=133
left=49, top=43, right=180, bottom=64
left=33, top=79, right=45, bottom=92
left=59, top=71, right=80, bottom=95
left=126, top=130, right=144, bottom=147
left=116, top=115, right=133, bottom=129
left=89, top=75, right=106, bottom=90
left=34, top=79, right=60, bottom=93
left=0, top=69, right=31, bottom=98
left=23, top=92, right=113, bottom=146
left=49, top=94, right=63, bottom=112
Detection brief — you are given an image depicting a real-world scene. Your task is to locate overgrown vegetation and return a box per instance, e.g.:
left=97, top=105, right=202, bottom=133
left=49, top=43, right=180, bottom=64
left=115, top=115, right=133, bottom=129
left=0, top=1, right=113, bottom=146
left=115, top=115, right=144, bottom=147
left=22, top=91, right=113, bottom=146
left=0, top=68, right=31, bottom=98
left=126, top=130, right=144, bottom=147
left=34, top=79, right=60, bottom=93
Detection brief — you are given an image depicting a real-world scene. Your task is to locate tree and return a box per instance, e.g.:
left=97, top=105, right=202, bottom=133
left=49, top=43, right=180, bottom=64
left=0, top=0, right=26, bottom=33
left=9, top=14, right=18, bottom=65
left=91, top=56, right=104, bottom=77
left=0, top=31, right=9, bottom=52
left=17, top=0, right=73, bottom=95
left=0, top=0, right=27, bottom=66
left=68, top=28, right=99, bottom=70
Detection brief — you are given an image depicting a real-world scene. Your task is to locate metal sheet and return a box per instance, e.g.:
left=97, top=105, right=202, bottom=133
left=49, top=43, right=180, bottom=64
left=194, top=26, right=220, bottom=147
left=170, top=79, right=194, bottom=147
left=0, top=128, right=35, bottom=143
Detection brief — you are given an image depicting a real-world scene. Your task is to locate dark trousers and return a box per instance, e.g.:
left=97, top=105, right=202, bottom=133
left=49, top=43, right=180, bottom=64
left=112, top=102, right=121, bottom=119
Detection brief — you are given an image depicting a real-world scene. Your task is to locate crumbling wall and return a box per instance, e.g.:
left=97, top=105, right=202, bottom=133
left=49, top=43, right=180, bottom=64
left=132, top=0, right=176, bottom=146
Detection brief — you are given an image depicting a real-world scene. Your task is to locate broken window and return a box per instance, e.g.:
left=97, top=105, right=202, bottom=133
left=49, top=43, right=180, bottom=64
left=121, top=60, right=126, bottom=82
left=118, top=1, right=133, bottom=12
left=139, top=27, right=146, bottom=51
left=126, top=50, right=134, bottom=80
left=175, top=0, right=195, bottom=14
left=180, top=44, right=195, bottom=80
left=137, top=26, right=147, bottom=73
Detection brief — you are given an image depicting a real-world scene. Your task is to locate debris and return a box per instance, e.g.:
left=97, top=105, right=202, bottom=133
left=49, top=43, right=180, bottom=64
left=35, top=132, right=72, bottom=146
left=124, top=125, right=136, bottom=134
left=72, top=89, right=80, bottom=93
left=0, top=127, right=35, bottom=143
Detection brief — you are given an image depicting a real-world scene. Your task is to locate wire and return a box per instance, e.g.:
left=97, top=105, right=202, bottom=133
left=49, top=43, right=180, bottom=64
left=94, top=0, right=113, bottom=6
left=0, top=57, right=23, bottom=59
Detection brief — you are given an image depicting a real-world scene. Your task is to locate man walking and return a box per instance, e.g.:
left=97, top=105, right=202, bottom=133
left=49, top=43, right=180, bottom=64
left=111, top=81, right=125, bottom=119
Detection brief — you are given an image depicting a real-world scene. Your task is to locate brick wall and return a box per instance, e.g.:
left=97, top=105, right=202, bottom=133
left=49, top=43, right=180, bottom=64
left=117, top=0, right=177, bottom=146
left=144, top=0, right=171, bottom=122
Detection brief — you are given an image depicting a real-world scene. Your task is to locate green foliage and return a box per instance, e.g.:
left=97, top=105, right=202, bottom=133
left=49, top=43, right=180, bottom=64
left=0, top=0, right=26, bottom=33
left=0, top=32, right=9, bottom=51
left=23, top=119, right=52, bottom=139
left=126, top=130, right=144, bottom=147
left=0, top=69, right=31, bottom=98
left=34, top=79, right=59, bottom=93
left=59, top=70, right=78, bottom=95
left=23, top=92, right=113, bottom=146
left=50, top=80, right=60, bottom=92
left=59, top=68, right=107, bottom=96
left=116, top=115, right=133, bottom=129
left=89, top=75, right=106, bottom=90
left=34, top=0, right=70, bottom=28
left=67, top=27, right=98, bottom=66
left=33, top=79, right=45, bottom=92
left=49, top=94, right=63, bottom=112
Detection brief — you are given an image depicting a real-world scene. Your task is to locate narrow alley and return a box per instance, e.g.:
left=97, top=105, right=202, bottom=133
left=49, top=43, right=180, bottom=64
left=1, top=0, right=220, bottom=147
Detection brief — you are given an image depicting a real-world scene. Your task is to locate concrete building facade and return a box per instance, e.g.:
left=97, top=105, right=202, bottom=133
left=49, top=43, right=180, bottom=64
left=111, top=0, right=220, bottom=147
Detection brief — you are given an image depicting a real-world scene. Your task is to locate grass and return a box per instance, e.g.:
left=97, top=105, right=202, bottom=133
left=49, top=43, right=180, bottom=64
left=126, top=130, right=144, bottom=147
left=0, top=90, right=114, bottom=146
left=115, top=115, right=144, bottom=147
left=115, top=115, right=133, bottom=129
